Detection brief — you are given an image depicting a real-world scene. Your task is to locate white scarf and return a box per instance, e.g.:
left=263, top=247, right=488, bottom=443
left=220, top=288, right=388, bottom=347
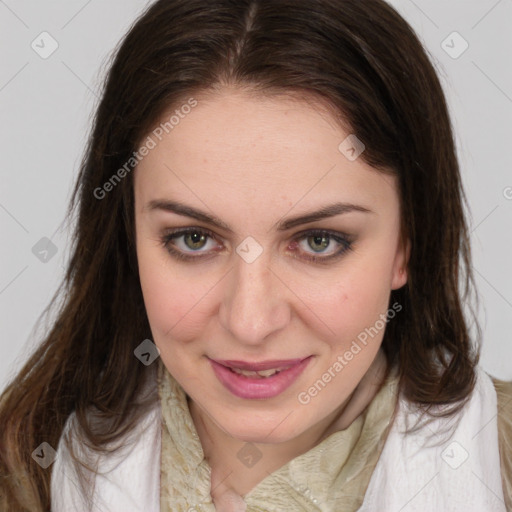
left=50, top=365, right=507, bottom=511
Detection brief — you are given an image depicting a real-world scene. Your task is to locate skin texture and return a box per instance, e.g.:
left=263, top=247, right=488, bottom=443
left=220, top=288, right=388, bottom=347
left=134, top=87, right=410, bottom=505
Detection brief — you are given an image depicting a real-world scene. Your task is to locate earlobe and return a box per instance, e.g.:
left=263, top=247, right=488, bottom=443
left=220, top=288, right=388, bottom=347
left=391, top=237, right=411, bottom=290
left=391, top=268, right=407, bottom=290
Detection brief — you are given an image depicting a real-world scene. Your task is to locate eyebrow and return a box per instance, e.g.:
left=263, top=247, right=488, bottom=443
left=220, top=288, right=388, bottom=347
left=144, top=199, right=374, bottom=232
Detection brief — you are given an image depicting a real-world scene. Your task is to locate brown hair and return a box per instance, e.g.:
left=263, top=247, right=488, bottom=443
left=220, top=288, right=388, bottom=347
left=0, top=0, right=480, bottom=509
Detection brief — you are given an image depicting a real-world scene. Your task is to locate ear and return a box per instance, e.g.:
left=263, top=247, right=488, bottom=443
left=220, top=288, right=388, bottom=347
left=391, top=235, right=411, bottom=290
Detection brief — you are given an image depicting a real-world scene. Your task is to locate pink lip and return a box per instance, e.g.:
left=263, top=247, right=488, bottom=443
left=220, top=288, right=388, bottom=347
left=212, top=358, right=308, bottom=371
left=209, top=356, right=313, bottom=400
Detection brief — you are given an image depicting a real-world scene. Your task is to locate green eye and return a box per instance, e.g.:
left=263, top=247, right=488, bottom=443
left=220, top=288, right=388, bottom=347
left=160, top=228, right=353, bottom=264
left=307, top=235, right=331, bottom=252
left=183, top=231, right=209, bottom=251
left=294, top=230, right=352, bottom=263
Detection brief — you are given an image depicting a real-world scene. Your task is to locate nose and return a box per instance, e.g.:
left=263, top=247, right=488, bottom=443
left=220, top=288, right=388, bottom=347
left=218, top=250, right=291, bottom=346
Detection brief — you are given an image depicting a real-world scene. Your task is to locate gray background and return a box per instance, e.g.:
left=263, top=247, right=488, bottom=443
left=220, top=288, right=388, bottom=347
left=1, top=0, right=511, bottom=393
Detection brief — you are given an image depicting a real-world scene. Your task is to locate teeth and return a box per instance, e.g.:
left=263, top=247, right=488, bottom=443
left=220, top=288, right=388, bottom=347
left=230, top=367, right=289, bottom=378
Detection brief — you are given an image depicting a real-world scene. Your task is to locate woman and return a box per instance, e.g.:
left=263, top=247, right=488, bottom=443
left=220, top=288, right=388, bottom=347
left=0, top=0, right=510, bottom=510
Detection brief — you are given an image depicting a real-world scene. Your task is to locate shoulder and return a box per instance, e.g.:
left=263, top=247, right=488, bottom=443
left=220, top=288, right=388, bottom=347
left=359, top=366, right=509, bottom=512
left=51, top=394, right=161, bottom=511
left=491, top=376, right=512, bottom=512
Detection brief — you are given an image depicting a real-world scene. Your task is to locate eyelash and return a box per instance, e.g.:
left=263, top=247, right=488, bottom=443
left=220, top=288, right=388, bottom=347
left=159, top=227, right=353, bottom=264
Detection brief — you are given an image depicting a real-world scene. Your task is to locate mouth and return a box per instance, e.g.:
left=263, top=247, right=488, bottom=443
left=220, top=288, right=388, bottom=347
left=208, top=356, right=313, bottom=399
left=211, top=357, right=310, bottom=378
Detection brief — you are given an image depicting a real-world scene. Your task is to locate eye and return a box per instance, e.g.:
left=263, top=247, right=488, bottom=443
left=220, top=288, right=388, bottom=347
left=290, top=229, right=353, bottom=263
left=160, top=227, right=353, bottom=263
left=160, top=228, right=221, bottom=261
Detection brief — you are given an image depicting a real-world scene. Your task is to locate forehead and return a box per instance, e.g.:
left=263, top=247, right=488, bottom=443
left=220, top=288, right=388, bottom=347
left=134, top=89, right=397, bottom=215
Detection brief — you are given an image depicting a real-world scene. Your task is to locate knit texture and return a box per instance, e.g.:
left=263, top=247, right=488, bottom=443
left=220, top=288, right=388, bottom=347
left=158, top=360, right=400, bottom=512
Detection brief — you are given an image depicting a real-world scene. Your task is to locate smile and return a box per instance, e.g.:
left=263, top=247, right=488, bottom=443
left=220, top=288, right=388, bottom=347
left=208, top=356, right=313, bottom=399
left=230, top=367, right=289, bottom=378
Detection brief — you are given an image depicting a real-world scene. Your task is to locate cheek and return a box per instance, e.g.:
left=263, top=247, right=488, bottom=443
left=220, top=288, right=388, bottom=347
left=300, top=261, right=394, bottom=344
left=137, top=244, right=186, bottom=332
left=137, top=245, right=215, bottom=343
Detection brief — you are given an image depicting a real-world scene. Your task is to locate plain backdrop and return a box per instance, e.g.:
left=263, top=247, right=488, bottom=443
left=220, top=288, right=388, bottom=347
left=1, top=0, right=511, bottom=393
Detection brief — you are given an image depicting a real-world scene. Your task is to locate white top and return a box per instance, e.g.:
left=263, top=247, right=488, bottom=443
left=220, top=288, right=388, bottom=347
left=51, top=366, right=506, bottom=511
left=51, top=399, right=161, bottom=511
left=358, top=366, right=507, bottom=511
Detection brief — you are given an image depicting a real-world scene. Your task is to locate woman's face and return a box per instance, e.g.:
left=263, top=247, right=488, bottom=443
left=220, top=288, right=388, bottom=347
left=134, top=88, right=408, bottom=443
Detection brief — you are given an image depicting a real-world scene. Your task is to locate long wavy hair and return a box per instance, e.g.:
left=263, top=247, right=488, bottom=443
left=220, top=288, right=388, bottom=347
left=0, top=0, right=482, bottom=509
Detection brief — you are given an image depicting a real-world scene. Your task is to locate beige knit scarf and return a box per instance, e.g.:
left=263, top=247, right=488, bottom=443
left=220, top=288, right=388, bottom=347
left=158, top=360, right=400, bottom=512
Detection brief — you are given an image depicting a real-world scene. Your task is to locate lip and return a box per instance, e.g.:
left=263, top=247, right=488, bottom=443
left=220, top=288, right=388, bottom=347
left=209, top=356, right=313, bottom=400
left=211, top=358, right=308, bottom=371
